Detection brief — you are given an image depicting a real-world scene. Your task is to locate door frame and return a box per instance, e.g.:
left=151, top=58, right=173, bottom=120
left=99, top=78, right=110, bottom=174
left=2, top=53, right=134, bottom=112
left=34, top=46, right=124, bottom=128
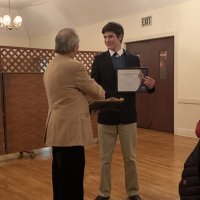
left=124, top=32, right=178, bottom=133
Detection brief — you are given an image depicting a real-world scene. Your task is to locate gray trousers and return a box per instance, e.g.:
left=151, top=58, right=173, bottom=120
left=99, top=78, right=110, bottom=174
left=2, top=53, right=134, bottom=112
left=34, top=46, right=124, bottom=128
left=97, top=123, right=139, bottom=197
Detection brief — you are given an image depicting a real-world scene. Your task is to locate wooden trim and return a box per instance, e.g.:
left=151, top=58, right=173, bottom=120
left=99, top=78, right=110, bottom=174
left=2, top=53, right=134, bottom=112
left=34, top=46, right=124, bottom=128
left=177, top=98, right=200, bottom=105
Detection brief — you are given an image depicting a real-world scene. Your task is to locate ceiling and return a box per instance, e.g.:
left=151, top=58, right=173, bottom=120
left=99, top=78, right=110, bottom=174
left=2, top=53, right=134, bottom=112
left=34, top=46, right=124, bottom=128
left=0, top=0, right=49, bottom=9
left=0, top=0, right=189, bottom=38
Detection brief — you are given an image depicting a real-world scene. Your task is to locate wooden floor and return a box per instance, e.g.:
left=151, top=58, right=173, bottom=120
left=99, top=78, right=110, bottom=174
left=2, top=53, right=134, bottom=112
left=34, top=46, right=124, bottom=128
left=0, top=128, right=198, bottom=200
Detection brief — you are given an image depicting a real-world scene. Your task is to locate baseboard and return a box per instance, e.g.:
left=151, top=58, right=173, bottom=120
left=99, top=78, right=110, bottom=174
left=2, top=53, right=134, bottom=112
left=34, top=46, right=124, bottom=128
left=175, top=128, right=197, bottom=138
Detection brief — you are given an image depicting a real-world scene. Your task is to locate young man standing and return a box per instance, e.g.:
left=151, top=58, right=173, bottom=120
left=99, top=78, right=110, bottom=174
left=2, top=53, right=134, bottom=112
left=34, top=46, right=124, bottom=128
left=91, top=22, right=155, bottom=200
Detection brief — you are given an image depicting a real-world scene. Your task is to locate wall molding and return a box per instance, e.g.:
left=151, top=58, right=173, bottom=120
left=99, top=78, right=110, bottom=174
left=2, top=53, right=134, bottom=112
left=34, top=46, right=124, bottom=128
left=177, top=98, right=200, bottom=105
left=124, top=31, right=177, bottom=44
left=175, top=128, right=197, bottom=138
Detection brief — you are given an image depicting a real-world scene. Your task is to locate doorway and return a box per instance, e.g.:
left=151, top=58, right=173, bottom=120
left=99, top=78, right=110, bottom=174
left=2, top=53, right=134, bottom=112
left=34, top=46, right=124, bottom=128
left=126, top=36, right=174, bottom=133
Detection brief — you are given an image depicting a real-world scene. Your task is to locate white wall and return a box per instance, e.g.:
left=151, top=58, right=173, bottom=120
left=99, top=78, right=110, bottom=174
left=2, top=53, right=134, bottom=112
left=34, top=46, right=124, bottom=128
left=30, top=32, right=55, bottom=49
left=30, top=0, right=200, bottom=137
left=0, top=35, right=29, bottom=47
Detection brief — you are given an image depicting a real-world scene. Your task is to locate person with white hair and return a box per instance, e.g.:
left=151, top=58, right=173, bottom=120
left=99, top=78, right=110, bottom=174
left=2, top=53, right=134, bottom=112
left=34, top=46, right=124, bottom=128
left=44, top=28, right=105, bottom=200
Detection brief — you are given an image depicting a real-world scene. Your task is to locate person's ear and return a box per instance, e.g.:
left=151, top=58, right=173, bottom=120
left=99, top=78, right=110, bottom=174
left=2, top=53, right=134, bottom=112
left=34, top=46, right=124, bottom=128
left=119, top=34, right=123, bottom=43
left=73, top=44, right=79, bottom=53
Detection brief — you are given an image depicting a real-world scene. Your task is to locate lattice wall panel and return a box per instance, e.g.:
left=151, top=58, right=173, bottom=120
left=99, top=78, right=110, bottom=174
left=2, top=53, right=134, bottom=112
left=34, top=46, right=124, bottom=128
left=75, top=51, right=100, bottom=74
left=0, top=48, right=55, bottom=73
left=0, top=46, right=100, bottom=73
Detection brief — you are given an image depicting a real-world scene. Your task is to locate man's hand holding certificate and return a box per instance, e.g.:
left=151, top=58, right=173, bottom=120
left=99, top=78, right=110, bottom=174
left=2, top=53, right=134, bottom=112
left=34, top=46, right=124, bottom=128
left=143, top=76, right=155, bottom=89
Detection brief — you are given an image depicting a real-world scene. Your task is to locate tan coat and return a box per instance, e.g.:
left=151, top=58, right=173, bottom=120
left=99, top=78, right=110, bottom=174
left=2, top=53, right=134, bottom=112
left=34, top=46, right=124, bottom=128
left=44, top=54, right=105, bottom=147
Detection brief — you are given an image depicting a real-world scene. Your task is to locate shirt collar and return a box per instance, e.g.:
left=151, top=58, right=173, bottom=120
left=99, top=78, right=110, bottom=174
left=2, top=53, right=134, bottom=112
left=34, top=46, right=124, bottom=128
left=109, top=48, right=124, bottom=57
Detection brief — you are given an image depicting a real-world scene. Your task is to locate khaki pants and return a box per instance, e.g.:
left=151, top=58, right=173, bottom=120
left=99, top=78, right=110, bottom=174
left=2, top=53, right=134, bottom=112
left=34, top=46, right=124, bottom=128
left=97, top=123, right=139, bottom=197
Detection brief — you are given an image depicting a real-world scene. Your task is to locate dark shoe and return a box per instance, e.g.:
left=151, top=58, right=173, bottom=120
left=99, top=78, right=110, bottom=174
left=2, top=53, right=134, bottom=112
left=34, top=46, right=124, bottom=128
left=129, top=194, right=142, bottom=200
left=95, top=195, right=110, bottom=200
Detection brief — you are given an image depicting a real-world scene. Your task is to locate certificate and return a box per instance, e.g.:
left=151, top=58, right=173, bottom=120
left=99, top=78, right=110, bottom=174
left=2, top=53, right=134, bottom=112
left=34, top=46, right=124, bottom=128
left=117, top=68, right=148, bottom=92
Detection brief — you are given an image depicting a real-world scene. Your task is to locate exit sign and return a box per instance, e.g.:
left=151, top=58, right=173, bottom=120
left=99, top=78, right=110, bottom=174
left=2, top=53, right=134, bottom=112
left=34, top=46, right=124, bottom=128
left=142, top=16, right=152, bottom=27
